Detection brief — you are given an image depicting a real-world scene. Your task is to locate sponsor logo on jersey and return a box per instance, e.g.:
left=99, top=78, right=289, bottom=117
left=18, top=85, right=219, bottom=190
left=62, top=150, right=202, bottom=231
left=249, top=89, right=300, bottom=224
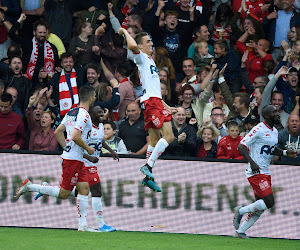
left=260, top=145, right=275, bottom=155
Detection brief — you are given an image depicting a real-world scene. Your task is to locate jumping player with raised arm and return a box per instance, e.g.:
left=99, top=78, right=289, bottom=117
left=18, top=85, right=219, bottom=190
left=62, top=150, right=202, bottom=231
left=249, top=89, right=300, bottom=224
left=233, top=105, right=298, bottom=239
left=15, top=86, right=99, bottom=232
left=118, top=27, right=176, bottom=192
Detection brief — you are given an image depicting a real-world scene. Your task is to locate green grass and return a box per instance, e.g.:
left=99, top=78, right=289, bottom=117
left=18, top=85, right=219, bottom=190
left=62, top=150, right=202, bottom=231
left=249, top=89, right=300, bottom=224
left=0, top=227, right=299, bottom=250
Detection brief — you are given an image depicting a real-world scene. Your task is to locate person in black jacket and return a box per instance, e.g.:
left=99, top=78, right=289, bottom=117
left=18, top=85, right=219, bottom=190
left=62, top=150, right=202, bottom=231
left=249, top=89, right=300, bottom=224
left=163, top=106, right=197, bottom=157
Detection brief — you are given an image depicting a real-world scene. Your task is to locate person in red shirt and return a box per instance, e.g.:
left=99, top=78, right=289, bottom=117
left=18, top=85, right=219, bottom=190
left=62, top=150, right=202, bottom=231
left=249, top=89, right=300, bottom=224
left=217, top=120, right=244, bottom=159
left=236, top=27, right=273, bottom=83
left=0, top=92, right=26, bottom=149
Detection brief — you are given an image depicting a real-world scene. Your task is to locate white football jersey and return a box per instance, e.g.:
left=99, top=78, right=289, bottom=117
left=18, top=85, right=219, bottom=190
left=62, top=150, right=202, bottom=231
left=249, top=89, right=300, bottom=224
left=83, top=123, right=104, bottom=167
left=240, top=122, right=278, bottom=178
left=133, top=50, right=162, bottom=103
left=60, top=107, right=92, bottom=162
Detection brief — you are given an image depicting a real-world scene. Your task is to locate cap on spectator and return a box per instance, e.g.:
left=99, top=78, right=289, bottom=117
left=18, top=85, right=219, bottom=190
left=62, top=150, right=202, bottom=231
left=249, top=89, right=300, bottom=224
left=244, top=115, right=259, bottom=125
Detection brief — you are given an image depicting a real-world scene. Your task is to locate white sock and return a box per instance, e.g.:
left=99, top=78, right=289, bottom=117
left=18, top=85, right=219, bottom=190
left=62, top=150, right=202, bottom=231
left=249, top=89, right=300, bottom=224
left=147, top=138, right=169, bottom=168
left=239, top=199, right=268, bottom=215
left=28, top=184, right=60, bottom=198
left=92, top=197, right=104, bottom=228
left=146, top=145, right=155, bottom=160
left=77, top=194, right=88, bottom=226
left=237, top=211, right=263, bottom=233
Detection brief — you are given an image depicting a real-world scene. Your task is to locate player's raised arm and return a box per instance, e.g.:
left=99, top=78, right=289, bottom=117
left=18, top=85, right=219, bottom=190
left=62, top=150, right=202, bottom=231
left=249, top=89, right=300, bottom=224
left=238, top=144, right=260, bottom=174
left=54, top=123, right=66, bottom=149
left=118, top=28, right=139, bottom=54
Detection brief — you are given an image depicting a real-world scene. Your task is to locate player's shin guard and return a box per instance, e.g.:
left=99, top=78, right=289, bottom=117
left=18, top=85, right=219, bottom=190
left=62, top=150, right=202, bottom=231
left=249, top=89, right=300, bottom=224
left=77, top=194, right=88, bottom=226
left=92, top=197, right=104, bottom=228
left=29, top=184, right=60, bottom=198
left=237, top=211, right=263, bottom=233
left=239, top=199, right=268, bottom=215
left=147, top=138, right=169, bottom=168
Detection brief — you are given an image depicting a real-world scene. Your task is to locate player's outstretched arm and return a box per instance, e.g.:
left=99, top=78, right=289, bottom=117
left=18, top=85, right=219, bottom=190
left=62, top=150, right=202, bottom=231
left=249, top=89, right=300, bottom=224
left=54, top=123, right=66, bottom=149
left=118, top=28, right=139, bottom=54
left=238, top=144, right=260, bottom=174
left=102, top=141, right=119, bottom=161
left=273, top=147, right=298, bottom=158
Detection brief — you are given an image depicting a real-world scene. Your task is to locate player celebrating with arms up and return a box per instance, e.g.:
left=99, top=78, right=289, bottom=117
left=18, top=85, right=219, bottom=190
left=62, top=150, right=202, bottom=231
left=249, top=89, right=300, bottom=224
left=233, top=105, right=298, bottom=238
left=15, top=86, right=98, bottom=232
left=118, top=28, right=176, bottom=192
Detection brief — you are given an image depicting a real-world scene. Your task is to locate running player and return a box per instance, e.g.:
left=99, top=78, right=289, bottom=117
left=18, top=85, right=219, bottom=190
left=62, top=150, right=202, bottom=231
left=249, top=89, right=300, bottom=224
left=35, top=105, right=119, bottom=232
left=233, top=105, right=298, bottom=238
left=118, top=28, right=176, bottom=192
left=15, top=86, right=98, bottom=232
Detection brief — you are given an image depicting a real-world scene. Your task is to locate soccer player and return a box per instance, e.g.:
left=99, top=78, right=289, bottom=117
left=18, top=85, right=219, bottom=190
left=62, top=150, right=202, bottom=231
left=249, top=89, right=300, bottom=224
left=15, top=86, right=99, bottom=232
left=118, top=27, right=176, bottom=192
left=233, top=105, right=298, bottom=238
left=35, top=106, right=119, bottom=232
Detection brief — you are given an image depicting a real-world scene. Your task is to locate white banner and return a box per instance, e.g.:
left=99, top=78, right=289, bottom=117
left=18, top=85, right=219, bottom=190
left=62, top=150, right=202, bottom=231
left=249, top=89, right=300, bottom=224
left=0, top=153, right=299, bottom=239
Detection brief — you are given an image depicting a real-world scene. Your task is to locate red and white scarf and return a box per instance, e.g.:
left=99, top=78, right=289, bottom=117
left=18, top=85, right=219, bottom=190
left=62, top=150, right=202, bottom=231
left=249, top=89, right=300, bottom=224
left=59, top=69, right=79, bottom=116
left=121, top=5, right=134, bottom=29
left=26, top=37, right=55, bottom=80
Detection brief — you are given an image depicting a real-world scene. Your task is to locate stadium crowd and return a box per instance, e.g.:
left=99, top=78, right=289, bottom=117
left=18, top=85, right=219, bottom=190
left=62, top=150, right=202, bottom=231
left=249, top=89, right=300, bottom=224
left=0, top=0, right=300, bottom=164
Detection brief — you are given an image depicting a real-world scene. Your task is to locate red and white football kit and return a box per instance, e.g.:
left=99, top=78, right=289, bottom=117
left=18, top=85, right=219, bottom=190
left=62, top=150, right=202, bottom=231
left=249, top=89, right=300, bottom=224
left=240, top=121, right=278, bottom=198
left=60, top=107, right=92, bottom=190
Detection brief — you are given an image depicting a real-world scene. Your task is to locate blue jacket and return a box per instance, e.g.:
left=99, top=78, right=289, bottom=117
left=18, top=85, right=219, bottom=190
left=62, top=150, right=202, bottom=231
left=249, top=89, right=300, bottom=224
left=263, top=9, right=300, bottom=50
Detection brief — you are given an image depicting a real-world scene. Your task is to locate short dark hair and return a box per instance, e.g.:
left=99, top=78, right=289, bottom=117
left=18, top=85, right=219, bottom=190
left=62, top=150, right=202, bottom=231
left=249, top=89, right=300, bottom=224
left=226, top=119, right=239, bottom=129
left=61, top=52, right=74, bottom=61
left=33, top=19, right=49, bottom=31
left=8, top=56, right=22, bottom=65
left=104, top=120, right=116, bottom=131
left=271, top=90, right=283, bottom=99
left=112, top=33, right=124, bottom=48
left=235, top=92, right=250, bottom=107
left=116, top=62, right=131, bottom=77
left=86, top=63, right=100, bottom=75
left=135, top=32, right=148, bottom=45
left=182, top=57, right=195, bottom=65
left=214, top=39, right=228, bottom=51
left=79, top=86, right=95, bottom=102
left=128, top=11, right=143, bottom=25
left=0, top=92, right=13, bottom=103
left=180, top=84, right=195, bottom=96
left=7, top=44, right=22, bottom=59
left=211, top=106, right=223, bottom=115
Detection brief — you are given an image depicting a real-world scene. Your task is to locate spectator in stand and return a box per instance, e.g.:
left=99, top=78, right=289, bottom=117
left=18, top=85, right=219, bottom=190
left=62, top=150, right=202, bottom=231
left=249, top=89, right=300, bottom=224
left=275, top=49, right=299, bottom=113
left=203, top=84, right=230, bottom=121
left=0, top=93, right=26, bottom=150
left=219, top=72, right=253, bottom=133
left=152, top=1, right=194, bottom=80
left=8, top=16, right=60, bottom=87
left=251, top=86, right=264, bottom=117
left=275, top=114, right=300, bottom=164
left=236, top=26, right=273, bottom=83
left=230, top=3, right=265, bottom=43
left=163, top=106, right=197, bottom=157
left=214, top=40, right=242, bottom=95
left=263, top=0, right=300, bottom=61
left=211, top=4, right=233, bottom=45
left=236, top=0, right=270, bottom=23
left=114, top=62, right=137, bottom=121
left=188, top=25, right=214, bottom=59
left=154, top=47, right=176, bottom=83
left=102, top=121, right=128, bottom=154
left=113, top=0, right=139, bottom=30
left=1, top=56, right=33, bottom=115
left=196, top=66, right=212, bottom=93
left=193, top=40, right=215, bottom=70
left=49, top=52, right=86, bottom=118
left=217, top=120, right=244, bottom=159
left=241, top=113, right=260, bottom=136
left=288, top=25, right=300, bottom=51
left=86, top=63, right=101, bottom=89
left=26, top=93, right=58, bottom=151
left=161, top=80, right=172, bottom=106
left=0, top=9, right=13, bottom=61
left=260, top=65, right=290, bottom=130
left=159, top=68, right=176, bottom=105
left=5, top=86, right=23, bottom=117
left=118, top=102, right=150, bottom=155
left=195, top=124, right=219, bottom=158
left=181, top=58, right=201, bottom=95
left=0, top=0, right=22, bottom=25
left=94, top=59, right=120, bottom=120
left=68, top=21, right=98, bottom=68
left=179, top=84, right=196, bottom=127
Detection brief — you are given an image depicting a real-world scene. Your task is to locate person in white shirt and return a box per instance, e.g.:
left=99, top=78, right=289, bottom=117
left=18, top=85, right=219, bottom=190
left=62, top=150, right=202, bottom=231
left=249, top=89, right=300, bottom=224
left=15, top=86, right=100, bottom=232
left=233, top=105, right=298, bottom=238
left=118, top=27, right=176, bottom=192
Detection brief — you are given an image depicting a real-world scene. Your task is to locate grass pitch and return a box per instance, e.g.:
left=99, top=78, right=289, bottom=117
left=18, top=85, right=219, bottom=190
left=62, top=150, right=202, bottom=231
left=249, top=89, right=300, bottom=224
left=0, top=227, right=299, bottom=250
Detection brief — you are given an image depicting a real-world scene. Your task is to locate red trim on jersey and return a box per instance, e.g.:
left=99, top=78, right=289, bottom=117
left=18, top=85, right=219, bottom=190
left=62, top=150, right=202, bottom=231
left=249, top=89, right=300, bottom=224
left=92, top=124, right=98, bottom=129
left=120, top=77, right=129, bottom=83
left=263, top=121, right=273, bottom=131
left=74, top=128, right=82, bottom=133
left=133, top=51, right=140, bottom=54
